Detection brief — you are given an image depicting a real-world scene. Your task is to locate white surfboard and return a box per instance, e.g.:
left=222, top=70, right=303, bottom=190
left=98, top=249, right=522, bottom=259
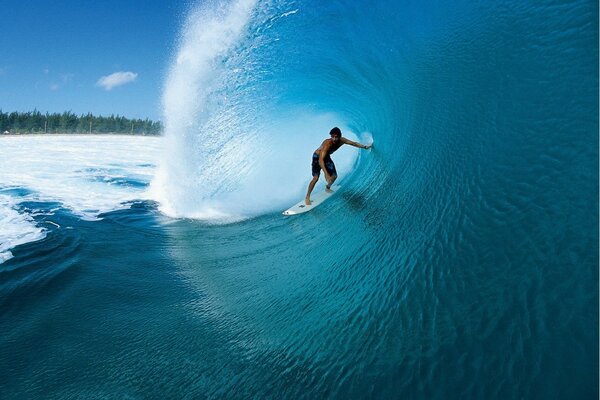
left=282, top=186, right=340, bottom=215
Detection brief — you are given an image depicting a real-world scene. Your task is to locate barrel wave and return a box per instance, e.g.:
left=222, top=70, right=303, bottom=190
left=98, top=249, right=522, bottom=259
left=1, top=0, right=597, bottom=398
left=146, top=0, right=599, bottom=397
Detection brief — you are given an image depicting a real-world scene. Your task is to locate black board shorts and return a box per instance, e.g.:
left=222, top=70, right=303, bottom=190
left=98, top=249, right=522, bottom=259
left=312, top=153, right=337, bottom=177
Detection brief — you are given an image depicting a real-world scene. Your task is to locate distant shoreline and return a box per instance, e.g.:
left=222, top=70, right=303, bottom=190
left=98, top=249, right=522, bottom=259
left=1, top=132, right=161, bottom=137
left=1, top=111, right=163, bottom=136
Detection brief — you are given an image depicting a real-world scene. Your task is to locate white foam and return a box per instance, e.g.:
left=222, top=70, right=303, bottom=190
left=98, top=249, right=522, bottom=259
left=0, top=135, right=162, bottom=263
left=0, top=135, right=161, bottom=216
left=0, top=194, right=46, bottom=262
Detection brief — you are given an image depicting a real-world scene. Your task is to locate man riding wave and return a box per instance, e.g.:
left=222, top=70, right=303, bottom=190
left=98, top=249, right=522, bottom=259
left=305, top=127, right=372, bottom=205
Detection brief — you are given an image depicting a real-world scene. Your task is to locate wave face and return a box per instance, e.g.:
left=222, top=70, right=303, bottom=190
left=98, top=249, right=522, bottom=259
left=2, top=0, right=595, bottom=399
left=148, top=0, right=599, bottom=397
left=147, top=0, right=599, bottom=397
left=151, top=0, right=370, bottom=221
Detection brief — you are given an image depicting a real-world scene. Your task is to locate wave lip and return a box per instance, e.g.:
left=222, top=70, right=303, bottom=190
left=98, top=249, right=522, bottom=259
left=153, top=0, right=261, bottom=222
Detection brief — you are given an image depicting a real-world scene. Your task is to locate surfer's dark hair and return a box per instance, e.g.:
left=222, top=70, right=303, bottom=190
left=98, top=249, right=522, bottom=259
left=330, top=127, right=342, bottom=137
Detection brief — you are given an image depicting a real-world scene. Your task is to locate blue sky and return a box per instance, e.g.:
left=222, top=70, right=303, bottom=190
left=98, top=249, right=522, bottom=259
left=1, top=1, right=189, bottom=121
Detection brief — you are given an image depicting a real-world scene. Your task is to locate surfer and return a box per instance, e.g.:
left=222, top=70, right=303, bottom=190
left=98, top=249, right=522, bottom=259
left=305, top=127, right=372, bottom=205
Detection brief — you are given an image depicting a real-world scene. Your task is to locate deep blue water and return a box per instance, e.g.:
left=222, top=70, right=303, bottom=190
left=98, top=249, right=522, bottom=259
left=1, top=0, right=598, bottom=398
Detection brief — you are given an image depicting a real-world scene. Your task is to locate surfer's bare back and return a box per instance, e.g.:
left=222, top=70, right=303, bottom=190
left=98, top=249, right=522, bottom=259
left=305, top=127, right=372, bottom=205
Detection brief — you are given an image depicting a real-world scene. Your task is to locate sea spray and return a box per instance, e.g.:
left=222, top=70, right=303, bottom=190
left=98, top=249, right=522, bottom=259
left=151, top=0, right=260, bottom=221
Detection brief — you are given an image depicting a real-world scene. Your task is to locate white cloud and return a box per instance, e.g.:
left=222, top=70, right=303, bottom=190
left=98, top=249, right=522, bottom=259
left=96, top=71, right=138, bottom=91
left=50, top=83, right=60, bottom=91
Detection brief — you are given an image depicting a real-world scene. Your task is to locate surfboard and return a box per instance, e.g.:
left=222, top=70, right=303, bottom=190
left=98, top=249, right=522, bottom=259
left=282, top=186, right=340, bottom=215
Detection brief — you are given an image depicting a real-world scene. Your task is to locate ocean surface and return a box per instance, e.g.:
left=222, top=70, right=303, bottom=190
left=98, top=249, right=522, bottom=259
left=1, top=0, right=598, bottom=398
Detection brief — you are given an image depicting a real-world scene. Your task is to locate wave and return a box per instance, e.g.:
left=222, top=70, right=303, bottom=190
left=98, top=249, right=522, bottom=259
left=1, top=0, right=597, bottom=397
left=151, top=0, right=379, bottom=222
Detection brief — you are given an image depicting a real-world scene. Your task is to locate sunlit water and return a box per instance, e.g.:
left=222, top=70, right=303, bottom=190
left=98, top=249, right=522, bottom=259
left=1, top=0, right=598, bottom=398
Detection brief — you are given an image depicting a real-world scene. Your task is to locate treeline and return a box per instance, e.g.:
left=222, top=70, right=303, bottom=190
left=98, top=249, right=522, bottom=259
left=0, top=110, right=163, bottom=135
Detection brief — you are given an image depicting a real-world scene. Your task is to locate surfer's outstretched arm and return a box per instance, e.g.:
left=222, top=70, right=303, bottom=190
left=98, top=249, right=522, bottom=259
left=342, top=137, right=372, bottom=149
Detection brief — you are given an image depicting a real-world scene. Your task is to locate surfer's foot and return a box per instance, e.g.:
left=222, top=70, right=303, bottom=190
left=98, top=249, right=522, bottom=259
left=305, top=198, right=312, bottom=205
left=325, top=186, right=333, bottom=193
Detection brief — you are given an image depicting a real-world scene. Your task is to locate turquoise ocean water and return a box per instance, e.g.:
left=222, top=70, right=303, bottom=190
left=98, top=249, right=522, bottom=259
left=1, top=0, right=598, bottom=398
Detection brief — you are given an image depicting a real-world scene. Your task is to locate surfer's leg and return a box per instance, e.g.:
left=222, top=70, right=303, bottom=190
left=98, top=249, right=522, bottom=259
left=326, top=175, right=337, bottom=192
left=307, top=154, right=322, bottom=204
left=325, top=160, right=337, bottom=191
left=306, top=175, right=319, bottom=205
